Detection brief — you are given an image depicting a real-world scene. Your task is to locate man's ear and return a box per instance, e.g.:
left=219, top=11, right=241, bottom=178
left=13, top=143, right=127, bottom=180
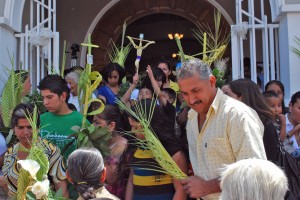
left=108, top=122, right=116, bottom=132
left=66, top=170, right=73, bottom=184
left=60, top=92, right=67, bottom=102
left=209, top=75, right=216, bottom=86
left=100, top=167, right=107, bottom=183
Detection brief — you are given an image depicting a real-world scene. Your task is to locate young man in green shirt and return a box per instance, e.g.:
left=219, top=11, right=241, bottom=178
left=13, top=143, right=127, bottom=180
left=38, top=74, right=84, bottom=160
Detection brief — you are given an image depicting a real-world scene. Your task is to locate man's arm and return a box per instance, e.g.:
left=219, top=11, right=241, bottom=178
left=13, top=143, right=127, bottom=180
left=229, top=109, right=267, bottom=160
left=180, top=176, right=221, bottom=199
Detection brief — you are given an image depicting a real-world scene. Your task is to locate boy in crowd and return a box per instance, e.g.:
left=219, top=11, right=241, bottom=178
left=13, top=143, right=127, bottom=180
left=38, top=74, right=85, bottom=199
left=38, top=75, right=84, bottom=160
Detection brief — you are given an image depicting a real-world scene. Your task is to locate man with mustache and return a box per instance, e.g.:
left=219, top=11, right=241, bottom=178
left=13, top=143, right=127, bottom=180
left=177, top=59, right=267, bottom=200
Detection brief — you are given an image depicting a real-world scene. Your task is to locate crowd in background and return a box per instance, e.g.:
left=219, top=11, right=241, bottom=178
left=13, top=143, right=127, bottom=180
left=0, top=58, right=299, bottom=200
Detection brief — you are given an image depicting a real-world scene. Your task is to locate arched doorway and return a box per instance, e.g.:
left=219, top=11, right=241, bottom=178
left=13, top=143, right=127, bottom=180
left=119, top=13, right=200, bottom=74
left=82, top=0, right=232, bottom=73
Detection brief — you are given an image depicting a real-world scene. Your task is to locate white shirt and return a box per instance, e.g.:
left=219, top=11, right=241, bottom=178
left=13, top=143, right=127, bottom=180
left=68, top=93, right=96, bottom=112
left=186, top=89, right=266, bottom=200
left=285, top=114, right=300, bottom=150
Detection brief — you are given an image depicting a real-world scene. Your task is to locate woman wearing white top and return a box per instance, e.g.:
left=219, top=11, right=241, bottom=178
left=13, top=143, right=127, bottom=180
left=285, top=91, right=300, bottom=150
left=65, top=71, right=96, bottom=112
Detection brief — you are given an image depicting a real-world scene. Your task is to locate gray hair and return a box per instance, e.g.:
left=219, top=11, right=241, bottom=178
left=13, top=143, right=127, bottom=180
left=220, top=158, right=288, bottom=200
left=176, top=58, right=212, bottom=81
left=67, top=148, right=105, bottom=200
left=65, top=71, right=81, bottom=84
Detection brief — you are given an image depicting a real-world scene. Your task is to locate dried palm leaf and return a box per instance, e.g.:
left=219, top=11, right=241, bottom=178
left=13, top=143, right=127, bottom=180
left=108, top=21, right=132, bottom=68
left=71, top=35, right=110, bottom=157
left=192, top=10, right=230, bottom=62
left=117, top=99, right=187, bottom=180
left=1, top=55, right=24, bottom=127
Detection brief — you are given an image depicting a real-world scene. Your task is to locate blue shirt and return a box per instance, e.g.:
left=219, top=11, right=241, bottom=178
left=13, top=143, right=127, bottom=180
left=98, top=85, right=118, bottom=105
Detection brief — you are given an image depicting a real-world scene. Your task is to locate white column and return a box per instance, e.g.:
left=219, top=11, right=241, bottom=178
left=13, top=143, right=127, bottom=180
left=0, top=25, right=17, bottom=97
left=278, top=12, right=300, bottom=104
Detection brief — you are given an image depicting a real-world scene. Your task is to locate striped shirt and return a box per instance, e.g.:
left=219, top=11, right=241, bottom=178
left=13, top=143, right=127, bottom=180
left=2, top=137, right=66, bottom=197
left=132, top=148, right=175, bottom=200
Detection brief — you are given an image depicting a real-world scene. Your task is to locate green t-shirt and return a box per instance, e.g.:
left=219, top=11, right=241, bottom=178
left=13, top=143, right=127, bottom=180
left=40, top=111, right=84, bottom=159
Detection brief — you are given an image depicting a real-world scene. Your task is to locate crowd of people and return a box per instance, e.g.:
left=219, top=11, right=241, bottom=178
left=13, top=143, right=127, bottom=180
left=0, top=58, right=299, bottom=200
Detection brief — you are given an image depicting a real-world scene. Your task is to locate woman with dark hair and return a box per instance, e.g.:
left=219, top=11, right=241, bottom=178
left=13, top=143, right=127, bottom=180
left=92, top=104, right=128, bottom=199
left=265, top=80, right=289, bottom=114
left=156, top=60, right=182, bottom=107
left=98, top=63, right=126, bottom=105
left=2, top=103, right=68, bottom=198
left=67, top=148, right=119, bottom=200
left=14, top=70, right=31, bottom=97
left=0, top=70, right=31, bottom=128
left=228, top=79, right=279, bottom=163
left=157, top=60, right=177, bottom=92
left=285, top=91, right=300, bottom=151
left=125, top=99, right=188, bottom=200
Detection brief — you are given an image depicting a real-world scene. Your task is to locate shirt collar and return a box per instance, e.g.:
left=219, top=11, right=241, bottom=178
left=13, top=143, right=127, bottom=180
left=210, top=88, right=222, bottom=114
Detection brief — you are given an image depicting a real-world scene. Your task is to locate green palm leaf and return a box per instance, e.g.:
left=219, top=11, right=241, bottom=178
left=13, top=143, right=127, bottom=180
left=290, top=36, right=300, bottom=57
left=117, top=99, right=187, bottom=180
left=108, top=21, right=132, bottom=67
left=192, top=10, right=230, bottom=63
left=1, top=59, right=24, bottom=127
left=17, top=106, right=49, bottom=199
left=74, top=124, right=112, bottom=157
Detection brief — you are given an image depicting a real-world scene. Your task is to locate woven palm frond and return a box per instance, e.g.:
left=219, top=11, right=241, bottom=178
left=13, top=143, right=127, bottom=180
left=78, top=67, right=89, bottom=113
left=1, top=61, right=24, bottom=127
left=26, top=106, right=49, bottom=177
left=17, top=106, right=49, bottom=199
left=116, top=99, right=187, bottom=180
left=108, top=42, right=132, bottom=68
left=192, top=10, right=230, bottom=63
left=108, top=21, right=132, bottom=67
left=78, top=68, right=104, bottom=118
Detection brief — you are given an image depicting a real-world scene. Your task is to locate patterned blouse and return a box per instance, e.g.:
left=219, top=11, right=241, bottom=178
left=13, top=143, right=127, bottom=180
left=2, top=137, right=66, bottom=197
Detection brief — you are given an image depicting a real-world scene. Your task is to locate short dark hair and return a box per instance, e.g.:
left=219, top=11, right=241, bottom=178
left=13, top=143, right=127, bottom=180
left=290, top=91, right=300, bottom=105
left=152, top=66, right=166, bottom=84
left=102, top=63, right=125, bottom=84
left=262, top=90, right=279, bottom=99
left=265, top=80, right=288, bottom=114
left=157, top=59, right=171, bottom=71
left=157, top=59, right=176, bottom=81
left=11, top=103, right=40, bottom=128
left=94, top=105, right=124, bottom=131
left=139, top=77, right=154, bottom=95
left=38, top=74, right=70, bottom=102
left=162, top=88, right=176, bottom=102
